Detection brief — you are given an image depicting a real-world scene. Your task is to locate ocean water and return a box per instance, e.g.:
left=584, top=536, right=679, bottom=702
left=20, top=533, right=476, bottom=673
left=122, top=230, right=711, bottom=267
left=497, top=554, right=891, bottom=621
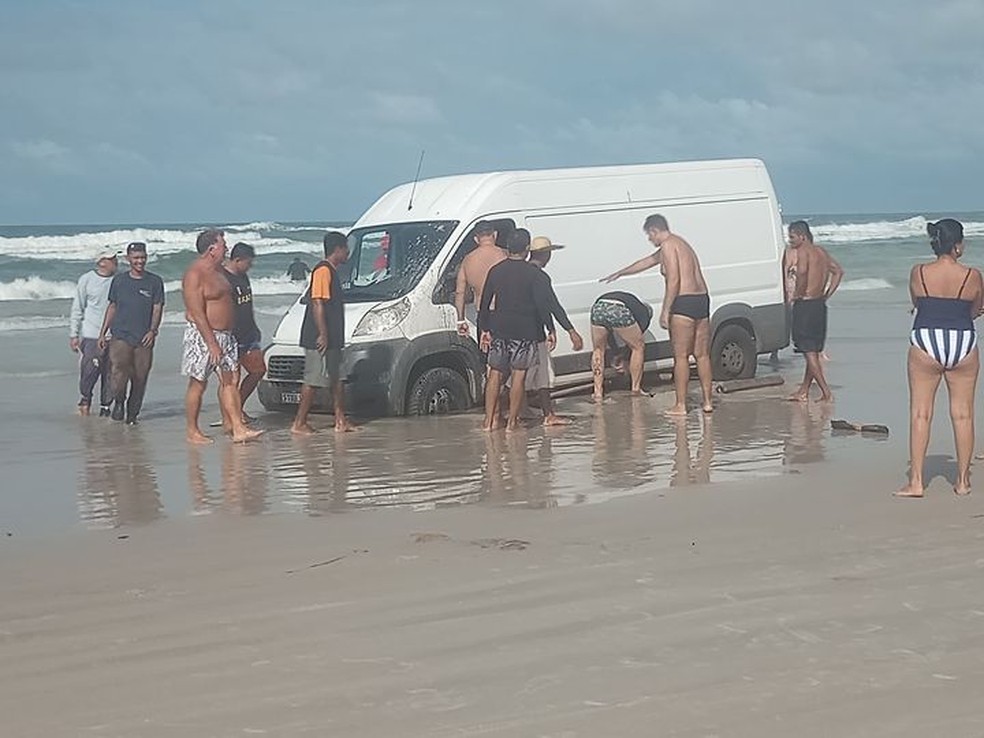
left=3, top=214, right=983, bottom=335
left=1, top=212, right=982, bottom=385
left=0, top=221, right=350, bottom=333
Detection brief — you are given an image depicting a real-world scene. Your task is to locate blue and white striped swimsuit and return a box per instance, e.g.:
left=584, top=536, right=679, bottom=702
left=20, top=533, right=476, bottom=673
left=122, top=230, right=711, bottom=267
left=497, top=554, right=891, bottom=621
left=910, top=266, right=976, bottom=369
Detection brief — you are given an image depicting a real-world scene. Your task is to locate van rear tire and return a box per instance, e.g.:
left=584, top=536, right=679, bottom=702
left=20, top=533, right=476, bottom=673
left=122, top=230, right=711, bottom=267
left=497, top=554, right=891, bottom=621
left=711, top=324, right=756, bottom=381
left=406, top=367, right=472, bottom=416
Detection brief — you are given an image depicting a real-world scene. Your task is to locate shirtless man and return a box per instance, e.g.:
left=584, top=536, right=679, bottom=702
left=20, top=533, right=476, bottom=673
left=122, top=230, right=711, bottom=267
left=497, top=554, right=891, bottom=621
left=455, top=221, right=505, bottom=338
left=181, top=229, right=262, bottom=444
left=784, top=220, right=844, bottom=402
left=604, top=214, right=713, bottom=415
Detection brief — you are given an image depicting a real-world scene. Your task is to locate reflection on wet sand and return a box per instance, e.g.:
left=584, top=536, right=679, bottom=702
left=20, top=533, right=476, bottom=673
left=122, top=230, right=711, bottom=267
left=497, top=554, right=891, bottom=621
left=481, top=429, right=557, bottom=508
left=592, top=396, right=651, bottom=490
left=670, top=414, right=714, bottom=487
left=187, top=442, right=270, bottom=515
left=784, top=401, right=833, bottom=466
left=76, top=384, right=835, bottom=526
left=77, top=422, right=162, bottom=528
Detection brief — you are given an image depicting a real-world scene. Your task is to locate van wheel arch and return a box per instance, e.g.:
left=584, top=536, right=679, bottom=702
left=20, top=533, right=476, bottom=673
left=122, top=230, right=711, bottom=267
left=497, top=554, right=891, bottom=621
left=405, top=353, right=475, bottom=415
left=711, top=320, right=757, bottom=381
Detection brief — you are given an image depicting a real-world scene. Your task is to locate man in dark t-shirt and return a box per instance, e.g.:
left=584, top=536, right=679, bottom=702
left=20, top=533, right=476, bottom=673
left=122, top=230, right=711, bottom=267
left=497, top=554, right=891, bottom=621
left=224, top=242, right=265, bottom=422
left=98, top=241, right=165, bottom=424
left=478, top=228, right=556, bottom=431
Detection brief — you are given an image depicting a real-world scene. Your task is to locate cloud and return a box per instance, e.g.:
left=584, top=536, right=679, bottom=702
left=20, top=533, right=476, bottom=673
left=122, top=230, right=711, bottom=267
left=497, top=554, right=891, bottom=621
left=367, top=92, right=444, bottom=125
left=9, top=139, right=72, bottom=166
left=0, top=0, right=982, bottom=221
left=10, top=139, right=70, bottom=162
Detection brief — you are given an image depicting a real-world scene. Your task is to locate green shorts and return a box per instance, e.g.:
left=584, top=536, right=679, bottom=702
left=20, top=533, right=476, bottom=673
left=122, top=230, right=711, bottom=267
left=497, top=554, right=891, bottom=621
left=590, top=298, right=636, bottom=329
left=303, top=348, right=342, bottom=388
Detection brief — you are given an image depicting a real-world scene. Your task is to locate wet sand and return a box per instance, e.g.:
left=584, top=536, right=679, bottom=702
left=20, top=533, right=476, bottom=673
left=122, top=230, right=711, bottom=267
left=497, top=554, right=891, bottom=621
left=0, top=295, right=909, bottom=535
left=1, top=359, right=888, bottom=535
left=4, top=458, right=984, bottom=737
left=6, top=290, right=984, bottom=734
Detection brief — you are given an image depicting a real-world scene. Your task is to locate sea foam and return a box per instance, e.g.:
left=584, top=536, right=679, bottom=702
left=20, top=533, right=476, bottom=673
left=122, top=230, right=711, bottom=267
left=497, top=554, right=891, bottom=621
left=0, top=225, right=328, bottom=262
left=810, top=216, right=984, bottom=243
left=0, top=274, right=305, bottom=302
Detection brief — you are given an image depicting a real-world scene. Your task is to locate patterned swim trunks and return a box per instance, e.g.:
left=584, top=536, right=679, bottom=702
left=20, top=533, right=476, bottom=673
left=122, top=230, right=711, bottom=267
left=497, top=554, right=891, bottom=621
left=487, top=337, right=539, bottom=374
left=590, top=298, right=636, bottom=329
left=181, top=322, right=239, bottom=381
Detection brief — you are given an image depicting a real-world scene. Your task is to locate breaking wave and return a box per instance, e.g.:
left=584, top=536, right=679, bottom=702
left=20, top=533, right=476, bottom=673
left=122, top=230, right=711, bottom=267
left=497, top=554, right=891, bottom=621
left=808, top=216, right=984, bottom=244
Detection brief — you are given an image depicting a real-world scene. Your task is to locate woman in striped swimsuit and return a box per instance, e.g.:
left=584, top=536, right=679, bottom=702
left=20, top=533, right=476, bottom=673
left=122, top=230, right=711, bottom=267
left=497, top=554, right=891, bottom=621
left=898, top=219, right=983, bottom=498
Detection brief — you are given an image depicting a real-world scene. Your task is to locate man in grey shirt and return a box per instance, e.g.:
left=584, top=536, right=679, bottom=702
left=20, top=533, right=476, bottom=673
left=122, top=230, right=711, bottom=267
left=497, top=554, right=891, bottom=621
left=70, top=251, right=118, bottom=416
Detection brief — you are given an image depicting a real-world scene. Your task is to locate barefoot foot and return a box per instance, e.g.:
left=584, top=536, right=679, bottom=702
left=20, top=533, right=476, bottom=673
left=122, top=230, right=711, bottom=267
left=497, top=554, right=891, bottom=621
left=543, top=414, right=571, bottom=427
left=664, top=405, right=688, bottom=418
left=291, top=423, right=317, bottom=436
left=786, top=393, right=808, bottom=403
left=955, top=478, right=972, bottom=496
left=186, top=431, right=214, bottom=445
left=894, top=483, right=925, bottom=498
left=232, top=428, right=264, bottom=443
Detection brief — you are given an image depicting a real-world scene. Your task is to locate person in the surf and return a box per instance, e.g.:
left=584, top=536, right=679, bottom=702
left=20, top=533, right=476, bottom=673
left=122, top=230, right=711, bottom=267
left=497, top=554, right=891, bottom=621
left=286, top=257, right=310, bottom=283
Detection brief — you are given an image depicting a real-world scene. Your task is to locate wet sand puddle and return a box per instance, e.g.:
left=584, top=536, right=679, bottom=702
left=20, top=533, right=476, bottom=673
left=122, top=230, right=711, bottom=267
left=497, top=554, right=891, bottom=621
left=70, top=382, right=844, bottom=530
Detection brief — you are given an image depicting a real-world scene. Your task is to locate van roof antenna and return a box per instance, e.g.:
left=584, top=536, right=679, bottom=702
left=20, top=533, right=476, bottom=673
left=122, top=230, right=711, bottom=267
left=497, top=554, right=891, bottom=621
left=408, top=149, right=425, bottom=211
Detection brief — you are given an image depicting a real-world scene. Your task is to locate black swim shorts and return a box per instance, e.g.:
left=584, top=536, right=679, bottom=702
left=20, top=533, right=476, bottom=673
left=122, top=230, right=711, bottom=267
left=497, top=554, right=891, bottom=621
left=670, top=293, right=710, bottom=321
left=791, top=298, right=827, bottom=353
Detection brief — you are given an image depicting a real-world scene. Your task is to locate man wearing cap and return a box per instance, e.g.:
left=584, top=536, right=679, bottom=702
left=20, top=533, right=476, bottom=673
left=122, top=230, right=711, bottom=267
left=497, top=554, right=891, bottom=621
left=70, top=251, right=118, bottom=416
left=521, top=235, right=583, bottom=425
left=455, top=220, right=505, bottom=339
left=98, top=242, right=165, bottom=425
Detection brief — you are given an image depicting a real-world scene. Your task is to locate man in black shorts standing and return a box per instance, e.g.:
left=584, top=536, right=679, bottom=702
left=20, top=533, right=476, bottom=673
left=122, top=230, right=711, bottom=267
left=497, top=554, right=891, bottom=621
left=479, top=228, right=556, bottom=431
left=223, top=242, right=265, bottom=422
left=602, top=214, right=714, bottom=415
left=784, top=220, right=844, bottom=402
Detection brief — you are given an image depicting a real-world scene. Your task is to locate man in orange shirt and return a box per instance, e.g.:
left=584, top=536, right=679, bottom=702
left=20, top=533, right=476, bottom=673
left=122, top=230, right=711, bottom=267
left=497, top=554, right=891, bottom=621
left=292, top=231, right=354, bottom=435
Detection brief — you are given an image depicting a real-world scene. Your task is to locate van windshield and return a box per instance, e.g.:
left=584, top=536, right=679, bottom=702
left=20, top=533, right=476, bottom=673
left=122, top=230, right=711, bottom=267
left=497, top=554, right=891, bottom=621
left=341, top=221, right=458, bottom=303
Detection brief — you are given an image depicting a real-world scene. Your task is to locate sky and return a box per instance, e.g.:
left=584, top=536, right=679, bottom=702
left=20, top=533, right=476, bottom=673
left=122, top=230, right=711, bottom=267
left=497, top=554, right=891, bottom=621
left=1, top=0, right=982, bottom=224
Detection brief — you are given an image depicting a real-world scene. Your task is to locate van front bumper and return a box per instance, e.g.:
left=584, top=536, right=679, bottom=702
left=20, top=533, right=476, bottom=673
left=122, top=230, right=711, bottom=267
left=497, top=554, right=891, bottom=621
left=258, top=339, right=410, bottom=416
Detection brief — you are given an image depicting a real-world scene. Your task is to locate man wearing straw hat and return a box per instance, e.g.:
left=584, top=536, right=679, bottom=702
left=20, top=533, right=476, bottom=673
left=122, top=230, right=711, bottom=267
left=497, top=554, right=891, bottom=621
left=521, top=235, right=583, bottom=425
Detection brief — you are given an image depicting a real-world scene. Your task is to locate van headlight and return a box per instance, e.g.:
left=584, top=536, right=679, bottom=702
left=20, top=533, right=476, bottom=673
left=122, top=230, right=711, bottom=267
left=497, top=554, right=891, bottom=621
left=353, top=297, right=411, bottom=337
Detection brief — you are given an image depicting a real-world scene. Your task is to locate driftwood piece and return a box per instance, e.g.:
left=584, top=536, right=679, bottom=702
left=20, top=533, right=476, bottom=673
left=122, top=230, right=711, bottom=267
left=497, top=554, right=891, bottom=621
left=714, top=374, right=785, bottom=394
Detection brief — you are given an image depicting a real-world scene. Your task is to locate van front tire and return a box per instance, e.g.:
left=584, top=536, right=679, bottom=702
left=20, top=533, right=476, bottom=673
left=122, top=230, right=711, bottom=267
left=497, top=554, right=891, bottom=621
left=406, top=367, right=472, bottom=416
left=711, top=324, right=756, bottom=381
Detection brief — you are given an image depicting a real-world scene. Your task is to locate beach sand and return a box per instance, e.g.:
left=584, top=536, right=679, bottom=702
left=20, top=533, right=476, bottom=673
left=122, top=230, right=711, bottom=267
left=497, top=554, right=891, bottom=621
left=3, top=459, right=984, bottom=737
left=5, top=287, right=984, bottom=735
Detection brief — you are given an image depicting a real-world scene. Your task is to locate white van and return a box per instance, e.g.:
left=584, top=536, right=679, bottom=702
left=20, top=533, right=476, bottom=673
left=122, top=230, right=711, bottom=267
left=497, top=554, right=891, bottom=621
left=257, top=159, right=788, bottom=416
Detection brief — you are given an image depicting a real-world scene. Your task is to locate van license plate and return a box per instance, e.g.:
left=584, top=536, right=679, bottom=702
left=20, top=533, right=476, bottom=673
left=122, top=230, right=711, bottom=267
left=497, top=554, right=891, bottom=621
left=281, top=392, right=301, bottom=404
